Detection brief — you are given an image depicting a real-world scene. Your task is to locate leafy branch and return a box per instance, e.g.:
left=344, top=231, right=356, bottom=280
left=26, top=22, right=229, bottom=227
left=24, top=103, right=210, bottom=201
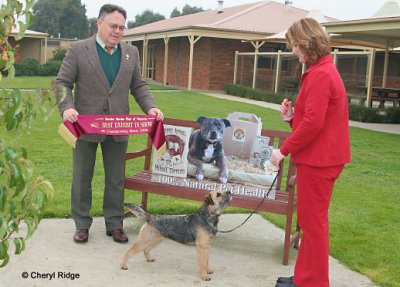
left=1, top=0, right=54, bottom=268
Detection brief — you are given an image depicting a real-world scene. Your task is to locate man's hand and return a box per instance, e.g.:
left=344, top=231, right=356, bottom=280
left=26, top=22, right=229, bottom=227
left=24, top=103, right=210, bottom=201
left=63, top=108, right=79, bottom=123
left=147, top=108, right=164, bottom=121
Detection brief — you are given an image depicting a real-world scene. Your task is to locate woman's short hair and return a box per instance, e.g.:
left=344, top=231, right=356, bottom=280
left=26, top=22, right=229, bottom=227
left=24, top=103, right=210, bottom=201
left=98, top=4, right=127, bottom=20
left=285, top=18, right=331, bottom=64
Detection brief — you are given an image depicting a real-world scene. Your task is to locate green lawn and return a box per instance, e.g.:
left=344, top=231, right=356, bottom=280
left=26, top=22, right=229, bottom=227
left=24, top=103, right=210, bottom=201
left=1, top=76, right=55, bottom=89
left=0, top=76, right=176, bottom=90
left=1, top=79, right=399, bottom=287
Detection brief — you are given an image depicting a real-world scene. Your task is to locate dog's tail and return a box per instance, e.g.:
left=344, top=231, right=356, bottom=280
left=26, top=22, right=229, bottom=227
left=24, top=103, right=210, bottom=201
left=124, top=203, right=152, bottom=221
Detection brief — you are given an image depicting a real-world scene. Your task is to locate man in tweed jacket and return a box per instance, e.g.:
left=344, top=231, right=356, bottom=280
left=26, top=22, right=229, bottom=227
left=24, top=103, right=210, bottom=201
left=55, top=4, right=163, bottom=244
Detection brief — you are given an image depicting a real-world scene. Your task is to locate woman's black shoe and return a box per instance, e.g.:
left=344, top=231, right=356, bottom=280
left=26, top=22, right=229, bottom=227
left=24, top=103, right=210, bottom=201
left=275, top=283, right=299, bottom=287
left=276, top=276, right=294, bottom=284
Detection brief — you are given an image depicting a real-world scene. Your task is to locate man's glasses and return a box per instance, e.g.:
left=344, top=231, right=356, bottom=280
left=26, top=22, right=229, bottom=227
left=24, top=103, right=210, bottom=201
left=105, top=22, right=126, bottom=31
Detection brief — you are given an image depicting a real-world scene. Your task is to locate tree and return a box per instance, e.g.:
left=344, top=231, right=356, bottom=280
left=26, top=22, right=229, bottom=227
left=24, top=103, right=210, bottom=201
left=29, top=0, right=88, bottom=39
left=1, top=0, right=53, bottom=268
left=128, top=9, right=165, bottom=28
left=58, top=0, right=89, bottom=39
left=170, top=7, right=181, bottom=18
left=88, top=17, right=97, bottom=36
left=170, top=4, right=204, bottom=18
left=182, top=4, right=204, bottom=15
left=29, top=0, right=62, bottom=37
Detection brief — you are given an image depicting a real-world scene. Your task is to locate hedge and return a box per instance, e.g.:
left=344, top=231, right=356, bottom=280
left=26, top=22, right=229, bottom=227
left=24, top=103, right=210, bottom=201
left=224, top=84, right=400, bottom=124
left=15, top=57, right=62, bottom=77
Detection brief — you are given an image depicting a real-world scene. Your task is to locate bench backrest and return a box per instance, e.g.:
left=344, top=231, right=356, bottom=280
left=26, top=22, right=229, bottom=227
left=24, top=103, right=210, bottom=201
left=129, top=117, right=296, bottom=192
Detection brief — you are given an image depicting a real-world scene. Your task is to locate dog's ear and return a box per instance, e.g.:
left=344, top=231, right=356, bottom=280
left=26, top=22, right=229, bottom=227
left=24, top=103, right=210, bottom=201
left=223, top=119, right=231, bottom=128
left=204, top=192, right=214, bottom=205
left=196, top=116, right=207, bottom=125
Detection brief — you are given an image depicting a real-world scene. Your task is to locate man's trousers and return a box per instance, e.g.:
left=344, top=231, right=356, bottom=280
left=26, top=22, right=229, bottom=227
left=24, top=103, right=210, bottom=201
left=71, top=136, right=128, bottom=232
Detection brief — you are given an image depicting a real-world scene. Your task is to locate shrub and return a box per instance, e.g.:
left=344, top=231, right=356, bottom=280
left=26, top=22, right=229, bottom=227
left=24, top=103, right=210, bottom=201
left=384, top=107, right=400, bottom=124
left=51, top=47, right=67, bottom=62
left=16, top=57, right=39, bottom=76
left=348, top=104, right=369, bottom=122
left=39, top=60, right=62, bottom=76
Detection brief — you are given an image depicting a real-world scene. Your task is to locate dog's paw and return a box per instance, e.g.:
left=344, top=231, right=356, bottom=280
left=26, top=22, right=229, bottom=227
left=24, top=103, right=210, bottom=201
left=196, top=174, right=204, bottom=181
left=220, top=176, right=227, bottom=184
left=120, top=265, right=128, bottom=270
left=207, top=268, right=214, bottom=274
left=201, top=275, right=211, bottom=281
left=146, top=258, right=155, bottom=263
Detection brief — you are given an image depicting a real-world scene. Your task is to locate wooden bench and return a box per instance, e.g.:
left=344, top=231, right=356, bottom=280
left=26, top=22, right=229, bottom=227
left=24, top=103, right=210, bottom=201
left=124, top=117, right=299, bottom=265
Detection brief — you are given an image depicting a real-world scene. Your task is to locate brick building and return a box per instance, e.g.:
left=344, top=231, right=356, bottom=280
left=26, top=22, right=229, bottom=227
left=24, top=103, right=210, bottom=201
left=123, top=1, right=334, bottom=91
left=10, top=29, right=77, bottom=65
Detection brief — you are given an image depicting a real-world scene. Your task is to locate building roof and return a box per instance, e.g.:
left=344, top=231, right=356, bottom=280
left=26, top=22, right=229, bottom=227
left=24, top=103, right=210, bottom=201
left=262, top=9, right=329, bottom=41
left=324, top=0, right=400, bottom=49
left=124, top=1, right=335, bottom=41
left=11, top=28, right=48, bottom=38
left=371, top=0, right=400, bottom=18
left=324, top=16, right=400, bottom=49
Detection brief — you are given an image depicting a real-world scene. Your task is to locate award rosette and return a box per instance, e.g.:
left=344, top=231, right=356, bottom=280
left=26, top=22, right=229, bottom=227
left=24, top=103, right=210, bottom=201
left=58, top=114, right=166, bottom=151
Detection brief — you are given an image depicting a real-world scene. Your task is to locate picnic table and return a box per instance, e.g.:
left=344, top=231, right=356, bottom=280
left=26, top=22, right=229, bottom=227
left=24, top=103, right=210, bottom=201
left=371, top=87, right=400, bottom=108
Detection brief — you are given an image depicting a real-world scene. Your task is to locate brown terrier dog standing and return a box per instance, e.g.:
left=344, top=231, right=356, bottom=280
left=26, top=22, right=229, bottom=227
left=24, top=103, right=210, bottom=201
left=120, top=190, right=232, bottom=281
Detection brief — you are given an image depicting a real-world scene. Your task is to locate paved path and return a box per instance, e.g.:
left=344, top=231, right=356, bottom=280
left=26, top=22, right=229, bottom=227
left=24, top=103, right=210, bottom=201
left=0, top=215, right=377, bottom=287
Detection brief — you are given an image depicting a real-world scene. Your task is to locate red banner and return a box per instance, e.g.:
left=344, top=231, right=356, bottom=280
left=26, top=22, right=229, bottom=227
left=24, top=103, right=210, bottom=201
left=63, top=115, right=166, bottom=149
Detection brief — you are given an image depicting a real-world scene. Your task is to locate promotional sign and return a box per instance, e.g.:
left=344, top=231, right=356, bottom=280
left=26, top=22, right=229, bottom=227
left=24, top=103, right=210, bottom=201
left=151, top=173, right=276, bottom=199
left=59, top=114, right=165, bottom=149
left=151, top=124, right=192, bottom=178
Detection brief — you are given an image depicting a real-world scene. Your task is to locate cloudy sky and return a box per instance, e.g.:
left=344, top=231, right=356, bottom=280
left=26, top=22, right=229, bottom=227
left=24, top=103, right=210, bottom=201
left=80, top=0, right=391, bottom=21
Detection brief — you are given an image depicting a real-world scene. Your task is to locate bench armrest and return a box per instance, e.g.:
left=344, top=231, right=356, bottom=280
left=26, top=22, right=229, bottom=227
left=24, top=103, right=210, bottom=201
left=288, top=175, right=296, bottom=188
left=125, top=147, right=151, bottom=161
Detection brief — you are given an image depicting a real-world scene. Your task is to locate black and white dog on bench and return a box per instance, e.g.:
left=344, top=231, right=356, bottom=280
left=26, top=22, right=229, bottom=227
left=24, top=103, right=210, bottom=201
left=188, top=116, right=231, bottom=183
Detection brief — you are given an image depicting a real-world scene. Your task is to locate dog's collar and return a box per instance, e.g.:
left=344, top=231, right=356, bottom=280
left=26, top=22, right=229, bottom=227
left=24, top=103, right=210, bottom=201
left=199, top=209, right=219, bottom=235
left=200, top=132, right=219, bottom=146
left=205, top=139, right=219, bottom=147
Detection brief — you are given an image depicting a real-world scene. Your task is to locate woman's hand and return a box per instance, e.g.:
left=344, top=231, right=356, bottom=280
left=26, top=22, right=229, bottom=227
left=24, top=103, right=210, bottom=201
left=280, top=99, right=293, bottom=122
left=271, top=149, right=285, bottom=167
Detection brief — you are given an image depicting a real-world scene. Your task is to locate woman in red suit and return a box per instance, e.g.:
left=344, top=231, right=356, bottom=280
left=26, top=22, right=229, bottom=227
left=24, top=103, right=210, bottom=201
left=272, top=18, right=351, bottom=287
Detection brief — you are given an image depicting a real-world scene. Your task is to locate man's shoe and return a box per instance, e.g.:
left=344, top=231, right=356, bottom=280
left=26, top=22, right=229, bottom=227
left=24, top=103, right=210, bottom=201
left=73, top=229, right=89, bottom=243
left=277, top=276, right=294, bottom=284
left=275, top=283, right=299, bottom=287
left=106, top=229, right=128, bottom=243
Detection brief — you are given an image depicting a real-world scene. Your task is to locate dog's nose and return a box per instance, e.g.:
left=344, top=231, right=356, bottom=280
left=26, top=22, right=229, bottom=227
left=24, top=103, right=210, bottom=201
left=210, top=131, right=217, bottom=139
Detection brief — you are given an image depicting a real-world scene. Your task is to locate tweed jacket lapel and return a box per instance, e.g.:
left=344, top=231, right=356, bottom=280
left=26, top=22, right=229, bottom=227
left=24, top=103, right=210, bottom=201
left=85, top=36, right=110, bottom=90
left=109, top=42, right=128, bottom=94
